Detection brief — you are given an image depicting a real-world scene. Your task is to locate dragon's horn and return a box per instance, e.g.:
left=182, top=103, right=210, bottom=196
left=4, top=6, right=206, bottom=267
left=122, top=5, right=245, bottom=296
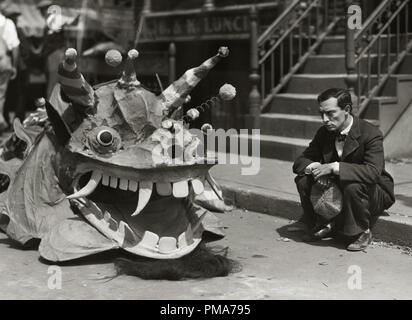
left=118, top=49, right=140, bottom=87
left=160, top=46, right=229, bottom=111
left=58, top=48, right=95, bottom=107
left=43, top=98, right=72, bottom=145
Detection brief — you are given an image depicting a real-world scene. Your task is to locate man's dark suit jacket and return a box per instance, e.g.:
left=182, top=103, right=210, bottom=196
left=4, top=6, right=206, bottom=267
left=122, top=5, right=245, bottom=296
left=293, top=116, right=395, bottom=205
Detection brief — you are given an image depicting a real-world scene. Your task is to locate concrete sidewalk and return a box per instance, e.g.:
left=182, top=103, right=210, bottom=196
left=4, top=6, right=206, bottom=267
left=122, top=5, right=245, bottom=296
left=2, top=209, right=412, bottom=299
left=211, top=155, right=412, bottom=246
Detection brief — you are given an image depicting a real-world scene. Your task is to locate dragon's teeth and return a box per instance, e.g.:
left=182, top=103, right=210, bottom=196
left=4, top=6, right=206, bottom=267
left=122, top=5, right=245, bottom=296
left=128, top=180, right=138, bottom=192
left=119, top=178, right=128, bottom=190
left=156, top=182, right=172, bottom=196
left=185, top=224, right=194, bottom=245
left=131, top=181, right=153, bottom=216
left=104, top=212, right=118, bottom=230
left=102, top=174, right=110, bottom=186
left=139, top=230, right=159, bottom=249
left=109, top=176, right=118, bottom=189
left=67, top=170, right=102, bottom=199
left=172, top=180, right=189, bottom=198
left=158, top=237, right=177, bottom=253
left=84, top=172, right=193, bottom=202
left=190, top=179, right=204, bottom=195
left=178, top=231, right=188, bottom=248
left=118, top=221, right=138, bottom=246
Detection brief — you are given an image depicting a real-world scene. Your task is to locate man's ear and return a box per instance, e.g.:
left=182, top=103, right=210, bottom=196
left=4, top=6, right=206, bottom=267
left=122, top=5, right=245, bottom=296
left=344, top=104, right=352, bottom=114
left=45, top=99, right=72, bottom=145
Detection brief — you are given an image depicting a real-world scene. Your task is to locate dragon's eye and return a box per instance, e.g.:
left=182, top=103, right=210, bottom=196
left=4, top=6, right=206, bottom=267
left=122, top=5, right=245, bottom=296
left=97, top=130, right=114, bottom=146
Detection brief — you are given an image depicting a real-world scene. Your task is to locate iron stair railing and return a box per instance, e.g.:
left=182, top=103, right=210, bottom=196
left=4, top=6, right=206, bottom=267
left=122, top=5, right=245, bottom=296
left=256, top=0, right=342, bottom=113
left=348, top=0, right=412, bottom=117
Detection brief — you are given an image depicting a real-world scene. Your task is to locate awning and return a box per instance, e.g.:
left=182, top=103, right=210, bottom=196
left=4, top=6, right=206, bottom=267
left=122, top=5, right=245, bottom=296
left=8, top=0, right=46, bottom=38
left=1, top=0, right=135, bottom=46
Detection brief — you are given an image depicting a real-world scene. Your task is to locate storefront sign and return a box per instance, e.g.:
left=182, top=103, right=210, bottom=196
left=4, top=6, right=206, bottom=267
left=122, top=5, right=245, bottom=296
left=140, top=12, right=250, bottom=42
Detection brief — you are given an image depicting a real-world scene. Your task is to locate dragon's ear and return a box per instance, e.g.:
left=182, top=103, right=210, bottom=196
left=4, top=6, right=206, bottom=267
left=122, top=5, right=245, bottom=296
left=44, top=99, right=72, bottom=145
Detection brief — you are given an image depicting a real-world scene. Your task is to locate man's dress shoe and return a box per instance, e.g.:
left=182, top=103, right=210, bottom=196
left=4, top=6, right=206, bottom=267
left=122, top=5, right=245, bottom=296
left=302, top=223, right=335, bottom=242
left=347, top=230, right=372, bottom=251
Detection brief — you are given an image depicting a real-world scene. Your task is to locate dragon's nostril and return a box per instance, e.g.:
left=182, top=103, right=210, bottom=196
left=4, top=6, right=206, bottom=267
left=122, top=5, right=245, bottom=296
left=97, top=130, right=114, bottom=146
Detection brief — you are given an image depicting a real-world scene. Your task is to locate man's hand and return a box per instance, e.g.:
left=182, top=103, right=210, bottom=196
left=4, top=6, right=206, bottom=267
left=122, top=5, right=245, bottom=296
left=312, top=163, right=334, bottom=180
left=304, top=162, right=321, bottom=175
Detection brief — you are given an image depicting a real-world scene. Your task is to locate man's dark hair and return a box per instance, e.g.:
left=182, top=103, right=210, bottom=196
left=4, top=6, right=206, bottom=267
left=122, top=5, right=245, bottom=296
left=317, top=88, right=353, bottom=114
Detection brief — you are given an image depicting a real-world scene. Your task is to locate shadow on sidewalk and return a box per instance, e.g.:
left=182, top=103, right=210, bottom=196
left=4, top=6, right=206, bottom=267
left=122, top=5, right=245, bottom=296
left=276, top=214, right=385, bottom=250
left=0, top=237, right=39, bottom=251
left=276, top=225, right=348, bottom=250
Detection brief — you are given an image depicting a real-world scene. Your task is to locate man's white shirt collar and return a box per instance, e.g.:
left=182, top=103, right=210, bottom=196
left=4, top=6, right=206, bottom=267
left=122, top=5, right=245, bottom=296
left=340, top=115, right=353, bottom=136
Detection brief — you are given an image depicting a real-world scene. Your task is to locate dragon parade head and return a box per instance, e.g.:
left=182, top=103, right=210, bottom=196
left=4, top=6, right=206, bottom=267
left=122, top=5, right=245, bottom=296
left=0, top=46, right=238, bottom=279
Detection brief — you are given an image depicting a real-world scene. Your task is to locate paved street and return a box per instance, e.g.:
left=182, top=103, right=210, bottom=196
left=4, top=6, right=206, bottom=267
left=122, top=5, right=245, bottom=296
left=1, top=209, right=411, bottom=300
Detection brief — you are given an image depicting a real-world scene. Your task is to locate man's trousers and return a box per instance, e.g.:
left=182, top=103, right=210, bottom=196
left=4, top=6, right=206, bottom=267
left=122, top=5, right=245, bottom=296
left=295, top=175, right=393, bottom=236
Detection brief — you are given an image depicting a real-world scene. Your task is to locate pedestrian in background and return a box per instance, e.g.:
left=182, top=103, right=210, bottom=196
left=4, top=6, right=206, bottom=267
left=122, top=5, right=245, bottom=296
left=3, top=3, right=30, bottom=124
left=0, top=4, right=20, bottom=133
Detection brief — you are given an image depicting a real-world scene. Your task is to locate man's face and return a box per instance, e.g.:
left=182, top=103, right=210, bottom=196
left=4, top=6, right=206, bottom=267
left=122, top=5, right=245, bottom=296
left=319, top=97, right=349, bottom=132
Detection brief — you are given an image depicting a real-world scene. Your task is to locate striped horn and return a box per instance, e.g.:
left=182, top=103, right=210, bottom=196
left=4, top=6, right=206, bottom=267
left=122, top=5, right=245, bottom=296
left=58, top=48, right=95, bottom=107
left=160, top=46, right=229, bottom=111
left=118, top=49, right=140, bottom=88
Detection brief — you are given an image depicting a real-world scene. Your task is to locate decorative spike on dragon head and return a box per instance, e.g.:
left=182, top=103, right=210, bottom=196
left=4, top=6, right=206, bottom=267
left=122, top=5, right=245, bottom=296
left=0, top=46, right=237, bottom=279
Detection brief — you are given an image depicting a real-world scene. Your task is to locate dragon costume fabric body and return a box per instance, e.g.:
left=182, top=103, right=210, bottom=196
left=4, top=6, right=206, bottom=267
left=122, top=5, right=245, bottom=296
left=0, top=46, right=236, bottom=279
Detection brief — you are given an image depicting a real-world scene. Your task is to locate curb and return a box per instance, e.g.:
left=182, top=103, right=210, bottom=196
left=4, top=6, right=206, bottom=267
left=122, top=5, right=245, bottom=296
left=220, top=180, right=412, bottom=247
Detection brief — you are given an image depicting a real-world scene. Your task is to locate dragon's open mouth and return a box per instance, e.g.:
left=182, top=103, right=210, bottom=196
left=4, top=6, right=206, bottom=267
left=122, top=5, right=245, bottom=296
left=67, top=170, right=208, bottom=259
left=68, top=170, right=205, bottom=216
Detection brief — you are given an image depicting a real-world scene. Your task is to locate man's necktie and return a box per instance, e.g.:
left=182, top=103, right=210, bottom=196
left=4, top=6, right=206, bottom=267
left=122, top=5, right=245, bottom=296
left=336, top=133, right=347, bottom=142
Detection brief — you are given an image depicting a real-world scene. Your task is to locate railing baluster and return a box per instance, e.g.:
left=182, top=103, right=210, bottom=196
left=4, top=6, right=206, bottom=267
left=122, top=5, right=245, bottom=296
left=316, top=1, right=320, bottom=37
left=396, top=13, right=400, bottom=57
left=271, top=52, right=275, bottom=91
left=289, top=32, right=293, bottom=70
left=298, top=24, right=302, bottom=58
left=357, top=63, right=361, bottom=105
left=387, top=25, right=391, bottom=73
left=307, top=10, right=312, bottom=48
left=377, top=35, right=381, bottom=82
left=261, top=63, right=265, bottom=99
left=367, top=50, right=371, bottom=94
left=324, top=0, right=329, bottom=28
left=280, top=41, right=284, bottom=78
left=406, top=3, right=409, bottom=48
left=333, top=0, right=337, bottom=21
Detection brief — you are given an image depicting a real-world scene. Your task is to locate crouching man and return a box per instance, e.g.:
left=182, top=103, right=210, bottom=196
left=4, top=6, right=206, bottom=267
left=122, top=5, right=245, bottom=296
left=292, top=88, right=395, bottom=251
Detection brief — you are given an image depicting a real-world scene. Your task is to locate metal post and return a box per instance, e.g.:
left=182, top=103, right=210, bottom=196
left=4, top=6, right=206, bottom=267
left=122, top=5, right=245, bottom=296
left=168, top=42, right=176, bottom=85
left=345, top=1, right=358, bottom=115
left=249, top=6, right=261, bottom=129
